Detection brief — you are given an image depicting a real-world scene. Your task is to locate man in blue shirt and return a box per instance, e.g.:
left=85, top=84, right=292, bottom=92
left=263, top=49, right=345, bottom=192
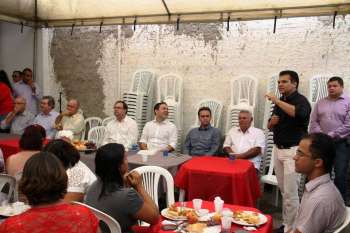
left=33, top=96, right=59, bottom=139
left=183, top=107, right=221, bottom=156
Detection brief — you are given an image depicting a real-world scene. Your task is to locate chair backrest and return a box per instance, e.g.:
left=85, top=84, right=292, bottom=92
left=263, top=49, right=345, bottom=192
left=131, top=166, right=175, bottom=208
left=230, top=75, right=257, bottom=107
left=260, top=130, right=275, bottom=176
left=102, top=116, right=115, bottom=126
left=87, top=126, right=106, bottom=148
left=130, top=70, right=155, bottom=95
left=263, top=75, right=281, bottom=129
left=72, top=202, right=122, bottom=233
left=82, top=117, right=102, bottom=140
left=334, top=207, right=350, bottom=233
left=0, top=174, right=16, bottom=202
left=194, top=99, right=223, bottom=128
left=225, top=104, right=254, bottom=133
left=157, top=73, right=183, bottom=103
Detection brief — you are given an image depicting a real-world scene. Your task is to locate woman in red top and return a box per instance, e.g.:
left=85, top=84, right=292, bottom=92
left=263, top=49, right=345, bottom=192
left=0, top=70, right=14, bottom=121
left=0, top=152, right=101, bottom=233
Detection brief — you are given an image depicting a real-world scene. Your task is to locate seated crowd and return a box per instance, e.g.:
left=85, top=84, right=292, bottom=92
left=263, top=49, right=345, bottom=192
left=0, top=68, right=349, bottom=233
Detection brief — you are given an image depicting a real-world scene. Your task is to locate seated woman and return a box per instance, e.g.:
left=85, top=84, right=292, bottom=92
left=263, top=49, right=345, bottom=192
left=6, top=124, right=46, bottom=178
left=0, top=152, right=100, bottom=233
left=85, top=143, right=159, bottom=233
left=43, top=139, right=96, bottom=202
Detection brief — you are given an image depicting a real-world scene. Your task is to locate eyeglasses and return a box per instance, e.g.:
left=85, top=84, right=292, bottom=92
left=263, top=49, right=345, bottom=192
left=295, top=149, right=312, bottom=158
left=14, top=102, right=25, bottom=105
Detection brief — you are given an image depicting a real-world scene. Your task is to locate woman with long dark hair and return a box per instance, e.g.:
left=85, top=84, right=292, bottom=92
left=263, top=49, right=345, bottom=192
left=0, top=70, right=14, bottom=121
left=85, top=143, right=159, bottom=233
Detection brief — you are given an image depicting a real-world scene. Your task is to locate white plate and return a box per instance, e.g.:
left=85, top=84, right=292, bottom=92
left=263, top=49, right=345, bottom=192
left=0, top=202, right=30, bottom=217
left=232, top=211, right=268, bottom=226
left=161, top=208, right=188, bottom=221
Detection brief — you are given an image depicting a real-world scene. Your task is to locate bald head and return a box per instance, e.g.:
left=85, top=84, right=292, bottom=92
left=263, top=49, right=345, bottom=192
left=66, top=99, right=80, bottom=115
left=14, top=96, right=26, bottom=113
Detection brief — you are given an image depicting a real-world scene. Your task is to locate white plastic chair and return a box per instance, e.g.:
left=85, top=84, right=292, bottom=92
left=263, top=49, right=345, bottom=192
left=81, top=117, right=102, bottom=140
left=230, top=75, right=258, bottom=107
left=0, top=174, right=17, bottom=202
left=334, top=207, right=350, bottom=233
left=157, top=73, right=183, bottom=103
left=131, top=166, right=175, bottom=208
left=102, top=116, right=115, bottom=126
left=263, top=75, right=281, bottom=129
left=225, top=104, right=254, bottom=133
left=130, top=69, right=156, bottom=95
left=87, top=126, right=106, bottom=148
left=194, top=99, right=223, bottom=128
left=72, top=202, right=121, bottom=233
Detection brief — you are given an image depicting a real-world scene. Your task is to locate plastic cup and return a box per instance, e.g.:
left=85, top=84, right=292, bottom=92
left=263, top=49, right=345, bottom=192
left=192, top=198, right=202, bottom=210
left=221, top=208, right=233, bottom=217
left=221, top=216, right=232, bottom=232
left=214, top=200, right=224, bottom=213
left=163, top=150, right=169, bottom=157
left=141, top=154, right=148, bottom=162
left=228, top=153, right=236, bottom=162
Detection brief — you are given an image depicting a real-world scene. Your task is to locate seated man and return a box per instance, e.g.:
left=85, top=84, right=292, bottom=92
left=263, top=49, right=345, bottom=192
left=183, top=107, right=221, bottom=156
left=223, top=110, right=265, bottom=171
left=55, top=99, right=84, bottom=140
left=33, top=96, right=59, bottom=139
left=0, top=97, right=34, bottom=135
left=140, top=102, right=177, bottom=152
left=290, top=133, right=346, bottom=233
left=102, top=100, right=138, bottom=149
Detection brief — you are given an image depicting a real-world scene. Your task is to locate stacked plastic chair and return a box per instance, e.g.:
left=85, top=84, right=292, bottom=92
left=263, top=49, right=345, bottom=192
left=194, top=99, right=223, bottom=128
left=157, top=73, right=183, bottom=153
left=225, top=75, right=257, bottom=133
left=123, top=70, right=156, bottom=138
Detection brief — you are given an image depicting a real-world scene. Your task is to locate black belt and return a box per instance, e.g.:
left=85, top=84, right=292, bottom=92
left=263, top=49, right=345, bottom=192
left=276, top=144, right=297, bottom=149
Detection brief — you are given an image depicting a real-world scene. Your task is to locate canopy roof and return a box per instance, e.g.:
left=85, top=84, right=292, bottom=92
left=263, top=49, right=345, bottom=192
left=1, top=0, right=350, bottom=27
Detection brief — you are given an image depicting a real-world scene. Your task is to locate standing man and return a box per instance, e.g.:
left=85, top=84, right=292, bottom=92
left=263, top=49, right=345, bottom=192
left=33, top=96, right=59, bottom=139
left=12, top=71, right=22, bottom=83
left=290, top=133, right=346, bottom=233
left=102, top=100, right=138, bottom=149
left=309, top=76, right=350, bottom=202
left=223, top=110, right=265, bottom=171
left=0, top=97, right=35, bottom=135
left=13, top=68, right=40, bottom=115
left=266, top=70, right=311, bottom=233
left=183, top=107, right=221, bottom=156
left=55, top=99, right=85, bottom=140
left=140, top=102, right=177, bottom=152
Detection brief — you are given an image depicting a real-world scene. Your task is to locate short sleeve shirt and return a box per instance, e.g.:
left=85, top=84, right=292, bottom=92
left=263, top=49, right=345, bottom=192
left=85, top=180, right=144, bottom=233
left=66, top=161, right=97, bottom=193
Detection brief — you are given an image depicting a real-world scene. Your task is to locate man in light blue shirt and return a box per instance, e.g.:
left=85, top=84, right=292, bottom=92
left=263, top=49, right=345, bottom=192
left=33, top=96, right=59, bottom=139
left=183, top=107, right=221, bottom=156
left=13, top=68, right=41, bottom=115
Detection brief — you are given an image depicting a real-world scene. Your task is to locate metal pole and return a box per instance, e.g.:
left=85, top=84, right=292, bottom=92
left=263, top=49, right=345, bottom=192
left=32, top=0, right=38, bottom=80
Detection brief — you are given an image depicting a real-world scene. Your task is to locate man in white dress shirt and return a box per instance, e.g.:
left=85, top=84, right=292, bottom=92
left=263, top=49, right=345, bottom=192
left=102, top=100, right=138, bottom=149
left=140, top=102, right=177, bottom=152
left=223, top=110, right=265, bottom=171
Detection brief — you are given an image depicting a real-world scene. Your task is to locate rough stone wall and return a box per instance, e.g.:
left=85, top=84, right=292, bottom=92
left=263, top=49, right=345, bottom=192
left=48, top=15, right=350, bottom=137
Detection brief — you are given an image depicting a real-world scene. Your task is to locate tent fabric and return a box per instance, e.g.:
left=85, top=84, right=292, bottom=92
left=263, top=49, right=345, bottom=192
left=0, top=0, right=349, bottom=27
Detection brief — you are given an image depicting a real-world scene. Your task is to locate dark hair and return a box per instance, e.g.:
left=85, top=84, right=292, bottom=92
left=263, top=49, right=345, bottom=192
left=19, top=125, right=46, bottom=150
left=22, top=68, right=32, bottom=73
left=43, top=139, right=80, bottom=169
left=198, top=107, right=211, bottom=117
left=13, top=71, right=21, bottom=76
left=153, top=102, right=167, bottom=115
left=328, top=76, right=344, bottom=87
left=95, top=143, right=126, bottom=199
left=115, top=100, right=128, bottom=114
left=19, top=152, right=68, bottom=206
left=279, top=70, right=299, bottom=89
left=301, top=133, right=336, bottom=173
left=42, top=95, right=55, bottom=108
left=0, top=70, right=13, bottom=91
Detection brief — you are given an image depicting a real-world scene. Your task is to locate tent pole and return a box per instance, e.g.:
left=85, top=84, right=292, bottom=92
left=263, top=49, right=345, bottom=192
left=33, top=0, right=38, bottom=81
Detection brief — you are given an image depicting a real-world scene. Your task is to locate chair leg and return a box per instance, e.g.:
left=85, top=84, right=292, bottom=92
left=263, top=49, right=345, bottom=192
left=274, top=186, right=279, bottom=207
left=179, top=189, right=185, bottom=202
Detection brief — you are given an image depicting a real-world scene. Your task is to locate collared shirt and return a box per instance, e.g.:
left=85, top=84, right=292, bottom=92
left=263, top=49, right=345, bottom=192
left=13, top=80, right=41, bottom=115
left=294, top=174, right=346, bottom=233
left=0, top=111, right=35, bottom=135
left=61, top=112, right=85, bottom=140
left=33, top=110, right=60, bottom=139
left=272, top=91, right=311, bottom=147
left=183, top=124, right=221, bottom=156
left=102, top=115, right=138, bottom=149
left=140, top=119, right=177, bottom=151
left=223, top=126, right=265, bottom=169
left=310, top=94, right=350, bottom=139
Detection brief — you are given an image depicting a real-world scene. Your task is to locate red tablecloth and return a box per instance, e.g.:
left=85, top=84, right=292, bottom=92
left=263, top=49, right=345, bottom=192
left=175, top=156, right=261, bottom=207
left=0, top=139, right=20, bottom=161
left=133, top=201, right=273, bottom=233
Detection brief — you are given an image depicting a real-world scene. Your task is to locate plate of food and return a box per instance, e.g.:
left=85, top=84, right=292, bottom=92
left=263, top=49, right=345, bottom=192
left=0, top=202, right=30, bottom=217
left=72, top=141, right=96, bottom=151
left=161, top=204, right=198, bottom=222
left=232, top=210, right=267, bottom=226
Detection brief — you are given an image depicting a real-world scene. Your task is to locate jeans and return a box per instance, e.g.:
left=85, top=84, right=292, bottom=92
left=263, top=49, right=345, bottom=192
left=334, top=140, right=350, bottom=202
